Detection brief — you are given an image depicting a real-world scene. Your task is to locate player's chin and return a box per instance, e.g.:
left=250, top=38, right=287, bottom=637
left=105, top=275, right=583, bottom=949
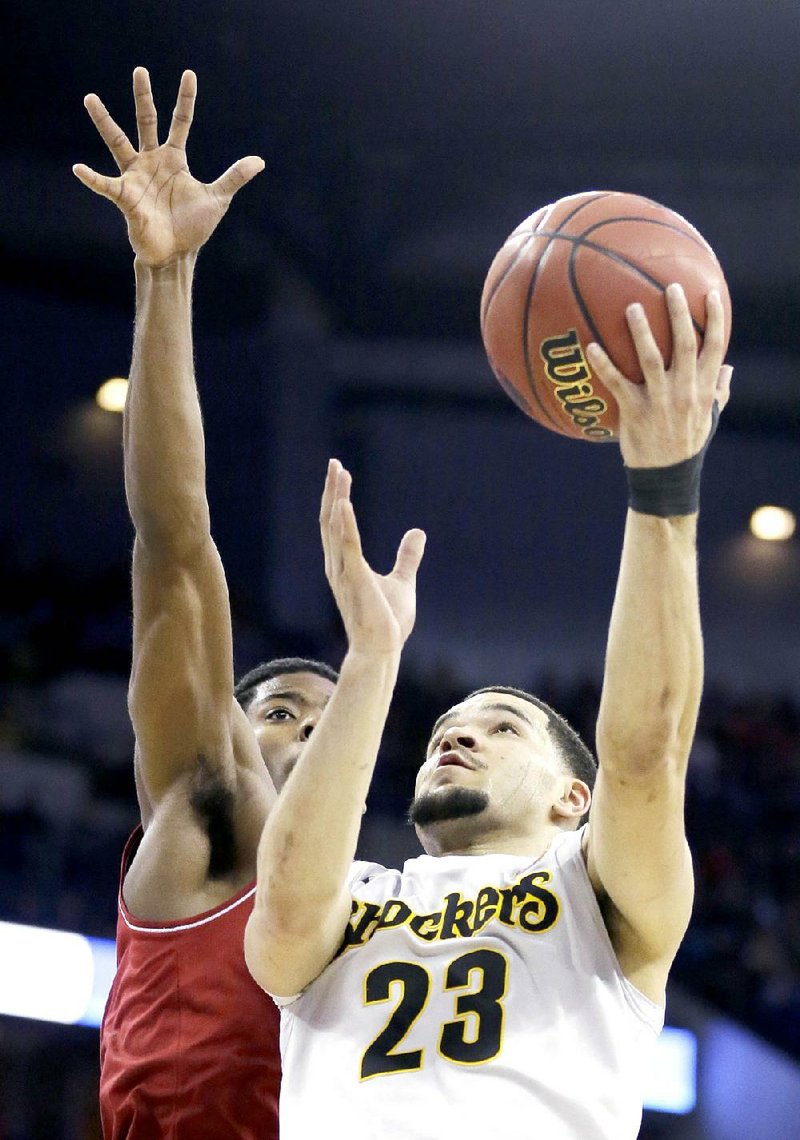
left=408, top=786, right=489, bottom=828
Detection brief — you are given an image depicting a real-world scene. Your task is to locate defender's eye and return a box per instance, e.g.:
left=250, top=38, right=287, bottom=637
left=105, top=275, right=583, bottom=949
left=265, top=707, right=294, bottom=722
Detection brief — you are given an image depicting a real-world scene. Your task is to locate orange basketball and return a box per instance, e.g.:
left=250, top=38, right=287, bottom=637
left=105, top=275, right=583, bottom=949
left=480, top=191, right=732, bottom=442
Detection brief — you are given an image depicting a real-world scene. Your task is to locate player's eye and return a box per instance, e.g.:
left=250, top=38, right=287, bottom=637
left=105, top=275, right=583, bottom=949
left=265, top=707, right=294, bottom=722
left=492, top=721, right=519, bottom=736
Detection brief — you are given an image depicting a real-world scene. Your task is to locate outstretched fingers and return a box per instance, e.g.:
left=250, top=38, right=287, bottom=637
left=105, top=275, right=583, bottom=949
left=82, top=94, right=137, bottom=171
left=210, top=156, right=266, bottom=203
left=334, top=496, right=364, bottom=573
left=588, top=291, right=690, bottom=407
left=585, top=340, right=633, bottom=409
left=391, top=530, right=427, bottom=584
left=167, top=69, right=197, bottom=151
left=320, top=459, right=352, bottom=579
left=319, top=459, right=339, bottom=578
left=625, top=300, right=667, bottom=391
left=665, top=283, right=700, bottom=387
left=133, top=66, right=159, bottom=151
left=697, top=289, right=727, bottom=394
left=72, top=162, right=123, bottom=204
left=715, top=363, right=734, bottom=414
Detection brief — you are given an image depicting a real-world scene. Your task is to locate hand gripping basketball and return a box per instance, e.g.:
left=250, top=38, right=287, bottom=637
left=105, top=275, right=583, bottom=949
left=480, top=191, right=732, bottom=442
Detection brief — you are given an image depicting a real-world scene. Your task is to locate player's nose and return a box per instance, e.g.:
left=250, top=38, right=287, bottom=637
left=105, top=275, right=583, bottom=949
left=299, top=714, right=318, bottom=741
left=440, top=727, right=477, bottom=752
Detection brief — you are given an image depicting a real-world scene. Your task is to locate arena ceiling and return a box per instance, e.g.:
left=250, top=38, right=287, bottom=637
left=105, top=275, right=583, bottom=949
left=6, top=2, right=800, bottom=368
left=3, top=1, right=800, bottom=693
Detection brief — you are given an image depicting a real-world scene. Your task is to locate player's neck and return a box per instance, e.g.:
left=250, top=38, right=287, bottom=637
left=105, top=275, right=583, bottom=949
left=420, top=820, right=560, bottom=860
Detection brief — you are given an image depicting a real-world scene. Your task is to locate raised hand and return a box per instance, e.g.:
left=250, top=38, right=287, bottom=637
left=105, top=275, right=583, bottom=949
left=73, top=67, right=264, bottom=267
left=320, top=459, right=426, bottom=656
left=586, top=285, right=733, bottom=468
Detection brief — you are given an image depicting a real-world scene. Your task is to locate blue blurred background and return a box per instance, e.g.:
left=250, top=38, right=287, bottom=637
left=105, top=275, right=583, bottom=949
left=3, top=3, right=800, bottom=1136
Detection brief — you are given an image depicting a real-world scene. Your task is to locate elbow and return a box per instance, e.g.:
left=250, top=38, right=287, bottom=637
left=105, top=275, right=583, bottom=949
left=244, top=895, right=336, bottom=1000
left=254, top=877, right=341, bottom=944
left=244, top=910, right=284, bottom=996
left=597, top=677, right=701, bottom=778
left=133, top=502, right=213, bottom=561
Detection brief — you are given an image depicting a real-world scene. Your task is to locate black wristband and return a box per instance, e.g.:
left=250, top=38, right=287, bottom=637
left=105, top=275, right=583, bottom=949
left=624, top=403, right=720, bottom=518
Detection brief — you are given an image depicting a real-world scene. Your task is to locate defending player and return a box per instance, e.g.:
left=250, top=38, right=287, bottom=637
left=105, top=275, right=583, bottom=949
left=245, top=287, right=732, bottom=1138
left=74, top=68, right=337, bottom=1139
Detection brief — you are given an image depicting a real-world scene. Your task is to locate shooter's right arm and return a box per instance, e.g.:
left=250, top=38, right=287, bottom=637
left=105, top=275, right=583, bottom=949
left=244, top=461, right=426, bottom=997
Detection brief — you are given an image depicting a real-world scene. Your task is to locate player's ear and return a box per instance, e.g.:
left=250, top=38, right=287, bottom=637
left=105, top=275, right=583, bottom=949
left=552, top=778, right=590, bottom=822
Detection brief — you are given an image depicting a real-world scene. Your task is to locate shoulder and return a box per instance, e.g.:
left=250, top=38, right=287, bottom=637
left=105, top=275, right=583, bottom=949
left=551, top=826, right=586, bottom=861
left=347, top=860, right=396, bottom=892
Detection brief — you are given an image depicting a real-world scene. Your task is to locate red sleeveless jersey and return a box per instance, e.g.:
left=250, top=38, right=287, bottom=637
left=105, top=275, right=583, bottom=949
left=99, top=829, right=280, bottom=1139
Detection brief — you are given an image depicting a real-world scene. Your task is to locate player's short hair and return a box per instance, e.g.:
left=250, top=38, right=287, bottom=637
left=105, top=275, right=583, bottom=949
left=234, top=657, right=339, bottom=712
left=467, top=685, right=597, bottom=791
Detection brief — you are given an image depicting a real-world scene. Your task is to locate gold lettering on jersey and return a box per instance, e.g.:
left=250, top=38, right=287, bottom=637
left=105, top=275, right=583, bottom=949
left=342, top=870, right=560, bottom=952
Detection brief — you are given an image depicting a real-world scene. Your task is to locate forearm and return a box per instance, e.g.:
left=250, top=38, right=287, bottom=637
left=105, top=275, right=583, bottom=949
left=254, top=648, right=400, bottom=929
left=124, top=253, right=210, bottom=554
left=596, top=510, right=702, bottom=772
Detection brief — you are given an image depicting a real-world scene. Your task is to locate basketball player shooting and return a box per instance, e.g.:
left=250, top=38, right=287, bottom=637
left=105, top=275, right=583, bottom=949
left=245, top=289, right=733, bottom=1138
left=74, top=68, right=339, bottom=1139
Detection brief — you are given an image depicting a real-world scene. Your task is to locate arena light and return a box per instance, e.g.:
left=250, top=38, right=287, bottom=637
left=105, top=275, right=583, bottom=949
left=643, top=1025, right=697, bottom=1114
left=96, top=377, right=129, bottom=413
left=0, top=919, right=696, bottom=1113
left=0, top=920, right=115, bottom=1027
left=750, top=505, right=796, bottom=542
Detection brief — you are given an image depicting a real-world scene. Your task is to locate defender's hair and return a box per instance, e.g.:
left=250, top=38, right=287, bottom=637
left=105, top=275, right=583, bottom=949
left=234, top=657, right=339, bottom=712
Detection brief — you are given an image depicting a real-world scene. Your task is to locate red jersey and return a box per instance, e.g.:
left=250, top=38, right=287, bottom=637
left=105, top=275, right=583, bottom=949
left=99, top=828, right=280, bottom=1139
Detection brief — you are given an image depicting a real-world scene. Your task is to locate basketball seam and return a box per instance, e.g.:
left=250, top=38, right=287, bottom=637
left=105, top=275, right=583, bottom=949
left=521, top=250, right=567, bottom=431
left=538, top=227, right=707, bottom=338
left=520, top=193, right=615, bottom=433
left=567, top=247, right=606, bottom=354
left=481, top=193, right=615, bottom=328
left=480, top=233, right=535, bottom=330
left=581, top=214, right=711, bottom=251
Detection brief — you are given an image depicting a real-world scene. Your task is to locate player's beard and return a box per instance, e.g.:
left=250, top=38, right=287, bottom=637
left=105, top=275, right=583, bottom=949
left=409, top=786, right=489, bottom=827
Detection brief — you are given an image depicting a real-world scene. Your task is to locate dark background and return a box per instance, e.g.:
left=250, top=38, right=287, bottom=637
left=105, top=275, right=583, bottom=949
left=4, top=0, right=800, bottom=692
left=2, top=3, right=800, bottom=1138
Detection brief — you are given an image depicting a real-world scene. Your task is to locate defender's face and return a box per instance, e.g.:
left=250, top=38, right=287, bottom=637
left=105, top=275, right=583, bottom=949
left=414, top=691, right=565, bottom=826
left=246, top=671, right=336, bottom=791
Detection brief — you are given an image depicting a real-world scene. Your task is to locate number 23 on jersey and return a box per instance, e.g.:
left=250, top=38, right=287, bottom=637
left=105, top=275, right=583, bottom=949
left=361, top=948, right=509, bottom=1080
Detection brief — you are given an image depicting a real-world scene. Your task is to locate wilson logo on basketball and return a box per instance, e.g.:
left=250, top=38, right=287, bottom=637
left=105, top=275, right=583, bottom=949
left=539, top=329, right=613, bottom=440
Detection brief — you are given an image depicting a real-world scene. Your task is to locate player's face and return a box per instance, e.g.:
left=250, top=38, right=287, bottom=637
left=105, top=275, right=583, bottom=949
left=412, top=692, right=567, bottom=835
left=246, top=672, right=336, bottom=791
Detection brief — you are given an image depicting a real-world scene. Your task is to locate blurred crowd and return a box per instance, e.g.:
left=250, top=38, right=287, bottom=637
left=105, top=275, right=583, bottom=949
left=1, top=555, right=800, bottom=1138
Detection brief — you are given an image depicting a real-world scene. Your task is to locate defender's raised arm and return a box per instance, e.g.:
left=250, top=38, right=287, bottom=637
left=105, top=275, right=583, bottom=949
left=74, top=68, right=266, bottom=830
left=76, top=67, right=339, bottom=1140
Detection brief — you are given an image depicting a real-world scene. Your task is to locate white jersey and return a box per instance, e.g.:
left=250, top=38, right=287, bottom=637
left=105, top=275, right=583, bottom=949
left=276, top=828, right=663, bottom=1140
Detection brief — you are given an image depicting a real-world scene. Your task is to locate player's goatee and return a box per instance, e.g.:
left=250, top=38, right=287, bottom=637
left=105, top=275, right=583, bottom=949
left=409, top=786, right=489, bottom=827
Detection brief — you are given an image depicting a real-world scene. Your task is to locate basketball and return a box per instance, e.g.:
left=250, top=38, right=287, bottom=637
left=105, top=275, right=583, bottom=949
left=480, top=191, right=732, bottom=442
